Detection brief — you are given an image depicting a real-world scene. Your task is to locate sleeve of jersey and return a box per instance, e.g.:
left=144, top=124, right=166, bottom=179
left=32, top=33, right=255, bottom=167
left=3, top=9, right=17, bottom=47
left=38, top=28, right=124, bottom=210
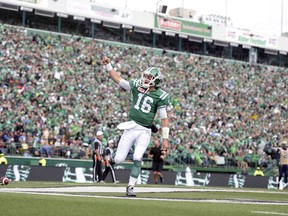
left=129, top=79, right=139, bottom=90
left=94, top=142, right=99, bottom=150
left=157, top=93, right=172, bottom=109
left=105, top=149, right=109, bottom=156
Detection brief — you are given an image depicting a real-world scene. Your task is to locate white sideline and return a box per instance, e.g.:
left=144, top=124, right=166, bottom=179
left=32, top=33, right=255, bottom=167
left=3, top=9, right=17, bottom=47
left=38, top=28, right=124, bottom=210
left=1, top=186, right=288, bottom=194
left=0, top=190, right=288, bottom=206
left=1, top=186, right=288, bottom=206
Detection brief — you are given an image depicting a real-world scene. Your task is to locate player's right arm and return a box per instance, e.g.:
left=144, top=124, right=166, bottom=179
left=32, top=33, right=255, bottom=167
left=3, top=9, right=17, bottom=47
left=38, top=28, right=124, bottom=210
left=102, top=55, right=121, bottom=84
left=102, top=55, right=131, bottom=91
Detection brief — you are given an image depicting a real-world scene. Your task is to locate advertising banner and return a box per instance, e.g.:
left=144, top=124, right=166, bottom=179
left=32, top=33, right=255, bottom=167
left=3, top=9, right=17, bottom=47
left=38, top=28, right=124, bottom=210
left=0, top=165, right=282, bottom=189
left=155, top=16, right=212, bottom=37
left=226, top=28, right=278, bottom=49
left=66, top=0, right=132, bottom=23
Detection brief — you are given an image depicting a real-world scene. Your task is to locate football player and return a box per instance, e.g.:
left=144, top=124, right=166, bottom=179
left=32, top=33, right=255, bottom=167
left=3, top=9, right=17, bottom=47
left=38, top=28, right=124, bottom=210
left=102, top=55, right=170, bottom=197
left=277, top=141, right=288, bottom=190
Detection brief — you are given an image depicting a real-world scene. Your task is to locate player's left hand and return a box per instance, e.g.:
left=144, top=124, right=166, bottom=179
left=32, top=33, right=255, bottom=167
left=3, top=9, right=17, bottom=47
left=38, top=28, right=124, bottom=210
left=160, top=139, right=169, bottom=159
left=151, top=124, right=158, bottom=133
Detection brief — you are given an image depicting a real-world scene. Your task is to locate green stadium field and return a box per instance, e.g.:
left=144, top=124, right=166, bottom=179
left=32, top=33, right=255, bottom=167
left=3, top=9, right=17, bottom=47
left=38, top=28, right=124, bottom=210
left=1, top=182, right=288, bottom=216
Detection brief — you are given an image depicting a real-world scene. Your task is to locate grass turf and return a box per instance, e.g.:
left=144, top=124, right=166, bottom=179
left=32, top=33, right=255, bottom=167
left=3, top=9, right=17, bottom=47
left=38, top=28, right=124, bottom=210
left=1, top=181, right=288, bottom=216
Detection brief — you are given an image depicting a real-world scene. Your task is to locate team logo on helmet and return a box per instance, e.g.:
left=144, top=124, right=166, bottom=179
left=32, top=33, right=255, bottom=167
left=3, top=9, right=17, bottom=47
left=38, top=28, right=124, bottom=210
left=140, top=67, right=163, bottom=88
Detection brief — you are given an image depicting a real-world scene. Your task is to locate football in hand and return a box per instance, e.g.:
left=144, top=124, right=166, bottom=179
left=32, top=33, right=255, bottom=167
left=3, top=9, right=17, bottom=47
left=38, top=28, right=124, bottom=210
left=0, top=177, right=10, bottom=185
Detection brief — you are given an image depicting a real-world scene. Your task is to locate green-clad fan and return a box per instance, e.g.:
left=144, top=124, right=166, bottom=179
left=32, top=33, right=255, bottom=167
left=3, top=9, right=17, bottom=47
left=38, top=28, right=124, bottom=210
left=102, top=55, right=171, bottom=197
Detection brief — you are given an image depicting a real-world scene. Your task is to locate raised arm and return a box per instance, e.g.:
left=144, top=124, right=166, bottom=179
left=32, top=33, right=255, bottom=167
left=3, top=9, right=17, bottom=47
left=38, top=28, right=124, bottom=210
left=102, top=55, right=121, bottom=84
left=102, top=55, right=131, bottom=91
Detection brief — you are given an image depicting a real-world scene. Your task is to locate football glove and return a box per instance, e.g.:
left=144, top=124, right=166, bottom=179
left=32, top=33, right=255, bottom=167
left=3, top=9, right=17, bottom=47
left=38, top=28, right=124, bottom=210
left=151, top=124, right=158, bottom=133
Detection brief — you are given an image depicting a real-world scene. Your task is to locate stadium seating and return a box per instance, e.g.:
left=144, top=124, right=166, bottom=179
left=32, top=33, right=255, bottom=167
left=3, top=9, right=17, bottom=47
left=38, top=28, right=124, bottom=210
left=0, top=24, right=287, bottom=173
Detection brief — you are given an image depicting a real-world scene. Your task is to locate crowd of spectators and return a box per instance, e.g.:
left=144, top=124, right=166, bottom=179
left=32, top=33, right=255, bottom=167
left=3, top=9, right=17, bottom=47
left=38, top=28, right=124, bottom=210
left=0, top=24, right=287, bottom=172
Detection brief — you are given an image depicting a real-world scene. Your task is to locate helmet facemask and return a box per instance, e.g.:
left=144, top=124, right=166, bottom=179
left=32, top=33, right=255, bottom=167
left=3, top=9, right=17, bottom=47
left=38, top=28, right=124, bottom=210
left=140, top=67, right=162, bottom=89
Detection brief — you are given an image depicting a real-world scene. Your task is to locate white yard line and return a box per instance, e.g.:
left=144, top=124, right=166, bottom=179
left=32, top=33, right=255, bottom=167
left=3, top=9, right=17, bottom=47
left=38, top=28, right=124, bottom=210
left=1, top=186, right=288, bottom=194
left=251, top=211, right=288, bottom=215
left=1, top=187, right=288, bottom=205
left=1, top=190, right=288, bottom=205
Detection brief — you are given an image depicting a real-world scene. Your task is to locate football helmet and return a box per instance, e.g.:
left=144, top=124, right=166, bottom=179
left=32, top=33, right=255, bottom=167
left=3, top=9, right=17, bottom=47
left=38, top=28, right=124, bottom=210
left=140, top=67, right=163, bottom=88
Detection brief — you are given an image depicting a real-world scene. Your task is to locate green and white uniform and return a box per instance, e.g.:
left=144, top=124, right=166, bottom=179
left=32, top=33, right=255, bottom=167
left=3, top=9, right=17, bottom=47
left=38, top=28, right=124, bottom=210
left=111, top=66, right=170, bottom=195
left=129, top=79, right=170, bottom=128
left=114, top=78, right=170, bottom=164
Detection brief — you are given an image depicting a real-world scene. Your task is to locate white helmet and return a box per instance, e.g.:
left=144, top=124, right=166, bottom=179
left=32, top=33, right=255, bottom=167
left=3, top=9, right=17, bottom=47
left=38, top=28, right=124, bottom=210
left=140, top=67, right=163, bottom=88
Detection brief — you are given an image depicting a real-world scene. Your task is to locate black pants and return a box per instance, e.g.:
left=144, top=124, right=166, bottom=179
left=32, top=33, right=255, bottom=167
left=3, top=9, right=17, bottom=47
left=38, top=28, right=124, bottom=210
left=92, top=153, right=103, bottom=182
left=279, top=164, right=288, bottom=183
left=102, top=165, right=117, bottom=182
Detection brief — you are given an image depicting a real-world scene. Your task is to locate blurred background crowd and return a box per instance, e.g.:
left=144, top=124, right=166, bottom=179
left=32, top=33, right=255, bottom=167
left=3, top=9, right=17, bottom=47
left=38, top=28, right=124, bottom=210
left=0, top=24, right=287, bottom=174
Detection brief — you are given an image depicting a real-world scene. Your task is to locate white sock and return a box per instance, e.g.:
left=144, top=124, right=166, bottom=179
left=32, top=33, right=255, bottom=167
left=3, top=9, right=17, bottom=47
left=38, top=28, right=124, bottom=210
left=128, top=176, right=138, bottom=187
